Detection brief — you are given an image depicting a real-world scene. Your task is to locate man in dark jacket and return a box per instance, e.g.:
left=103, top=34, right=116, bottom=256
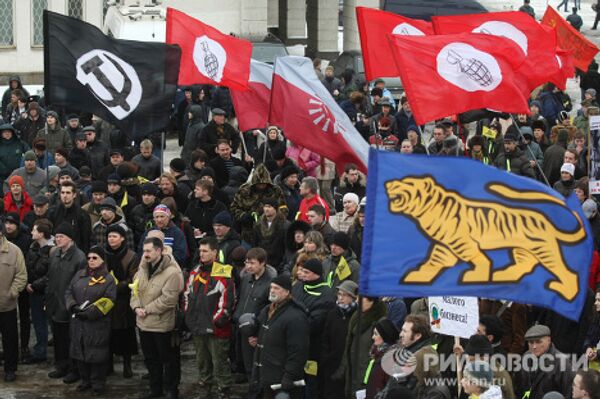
left=132, top=139, right=162, bottom=181
left=514, top=325, right=574, bottom=399
left=394, top=98, right=417, bottom=141
left=252, top=199, right=290, bottom=269
left=322, top=65, right=343, bottom=100
left=45, top=223, right=87, bottom=382
left=308, top=205, right=336, bottom=246
left=0, top=123, right=28, bottom=183
left=209, top=140, right=251, bottom=188
left=494, top=131, right=535, bottom=179
left=335, top=164, right=366, bottom=213
left=185, top=179, right=227, bottom=238
left=292, top=258, right=336, bottom=399
left=321, top=280, right=358, bottom=399
left=69, top=133, right=91, bottom=172
left=322, top=232, right=360, bottom=288
left=13, top=101, right=44, bottom=146
left=199, top=108, right=240, bottom=160
left=181, top=104, right=207, bottom=165
left=233, top=248, right=277, bottom=379
left=543, top=129, right=569, bottom=186
left=24, top=219, right=54, bottom=364
left=212, top=211, right=242, bottom=265
left=83, top=126, right=109, bottom=179
left=277, top=165, right=302, bottom=222
left=129, top=183, right=160, bottom=247
left=35, top=111, right=72, bottom=153
left=251, top=274, right=309, bottom=399
left=48, top=181, right=92, bottom=252
left=184, top=237, right=235, bottom=399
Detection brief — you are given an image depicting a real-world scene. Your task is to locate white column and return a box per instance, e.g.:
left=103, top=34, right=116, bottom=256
left=306, top=0, right=338, bottom=59
left=240, top=0, right=268, bottom=36
left=343, top=0, right=378, bottom=52
left=84, top=0, right=104, bottom=29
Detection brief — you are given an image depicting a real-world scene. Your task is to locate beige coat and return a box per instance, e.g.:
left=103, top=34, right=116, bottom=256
left=130, top=253, right=183, bottom=333
left=0, top=236, right=27, bottom=312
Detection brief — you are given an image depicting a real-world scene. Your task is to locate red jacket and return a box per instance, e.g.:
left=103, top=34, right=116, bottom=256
left=4, top=192, right=33, bottom=221
left=589, top=250, right=600, bottom=291
left=298, top=194, right=330, bottom=222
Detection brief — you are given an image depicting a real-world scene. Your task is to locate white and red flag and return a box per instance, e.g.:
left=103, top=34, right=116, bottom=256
left=269, top=56, right=369, bottom=173
left=231, top=59, right=273, bottom=132
left=387, top=33, right=529, bottom=125
left=432, top=12, right=558, bottom=90
left=356, top=7, right=435, bottom=81
left=166, top=8, right=252, bottom=90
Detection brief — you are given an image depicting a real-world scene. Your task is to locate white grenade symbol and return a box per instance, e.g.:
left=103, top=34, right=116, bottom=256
left=446, top=49, right=493, bottom=87
left=201, top=41, right=219, bottom=81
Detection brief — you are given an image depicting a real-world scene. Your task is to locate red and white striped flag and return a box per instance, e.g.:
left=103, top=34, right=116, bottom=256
left=231, top=59, right=273, bottom=132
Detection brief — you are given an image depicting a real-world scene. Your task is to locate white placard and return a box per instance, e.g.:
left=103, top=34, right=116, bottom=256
left=428, top=296, right=479, bottom=339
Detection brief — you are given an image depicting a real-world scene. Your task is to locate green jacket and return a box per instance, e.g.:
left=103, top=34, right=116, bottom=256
left=36, top=124, right=72, bottom=154
left=0, top=135, right=28, bottom=181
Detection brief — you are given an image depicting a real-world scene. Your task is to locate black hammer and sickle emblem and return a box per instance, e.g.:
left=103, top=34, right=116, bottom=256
left=81, top=53, right=133, bottom=111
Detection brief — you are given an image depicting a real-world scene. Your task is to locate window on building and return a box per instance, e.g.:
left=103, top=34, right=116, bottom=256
left=32, top=0, right=47, bottom=47
left=68, top=0, right=84, bottom=19
left=0, top=0, right=14, bottom=47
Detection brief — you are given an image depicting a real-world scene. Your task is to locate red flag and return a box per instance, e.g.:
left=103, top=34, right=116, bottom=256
left=269, top=56, right=369, bottom=173
left=166, top=8, right=252, bottom=89
left=231, top=59, right=273, bottom=132
left=432, top=12, right=558, bottom=90
left=387, top=33, right=529, bottom=125
left=356, top=7, right=434, bottom=81
left=542, top=6, right=599, bottom=72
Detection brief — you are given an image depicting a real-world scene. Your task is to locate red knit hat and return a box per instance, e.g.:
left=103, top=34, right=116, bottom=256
left=8, top=175, right=24, bottom=188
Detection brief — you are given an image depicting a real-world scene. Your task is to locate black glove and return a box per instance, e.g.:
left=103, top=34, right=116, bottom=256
left=281, top=376, right=295, bottom=391
left=75, top=310, right=89, bottom=320
left=70, top=304, right=81, bottom=314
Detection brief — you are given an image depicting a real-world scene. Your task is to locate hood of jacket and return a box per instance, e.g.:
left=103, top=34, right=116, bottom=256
left=188, top=104, right=205, bottom=124
left=250, top=163, right=272, bottom=185
left=285, top=220, right=311, bottom=252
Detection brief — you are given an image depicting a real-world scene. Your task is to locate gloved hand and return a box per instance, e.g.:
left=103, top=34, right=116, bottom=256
left=70, top=304, right=82, bottom=315
left=280, top=375, right=295, bottom=391
left=75, top=310, right=89, bottom=320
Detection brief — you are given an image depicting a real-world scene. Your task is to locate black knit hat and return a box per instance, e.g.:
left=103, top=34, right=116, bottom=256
left=88, top=245, right=106, bottom=261
left=302, top=258, right=323, bottom=276
left=465, top=334, right=493, bottom=356
left=468, top=135, right=484, bottom=148
left=55, top=222, right=75, bottom=240
left=332, top=231, right=350, bottom=250
left=199, top=167, right=216, bottom=180
left=374, top=318, right=399, bottom=345
left=141, top=182, right=159, bottom=196
left=91, top=180, right=107, bottom=194
left=213, top=211, right=233, bottom=227
left=280, top=165, right=299, bottom=181
left=107, top=224, right=127, bottom=238
left=170, top=158, right=186, bottom=173
left=271, top=273, right=292, bottom=291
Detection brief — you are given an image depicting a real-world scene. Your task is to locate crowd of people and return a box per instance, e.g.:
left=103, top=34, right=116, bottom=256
left=1, top=59, right=600, bottom=399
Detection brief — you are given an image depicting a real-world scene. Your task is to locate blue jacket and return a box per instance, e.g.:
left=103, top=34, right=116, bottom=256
left=139, top=223, right=188, bottom=267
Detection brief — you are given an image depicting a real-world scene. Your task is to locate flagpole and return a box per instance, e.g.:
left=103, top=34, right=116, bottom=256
left=509, top=114, right=550, bottom=186
left=416, top=124, right=430, bottom=155
left=160, top=131, right=165, bottom=171
left=45, top=122, right=49, bottom=190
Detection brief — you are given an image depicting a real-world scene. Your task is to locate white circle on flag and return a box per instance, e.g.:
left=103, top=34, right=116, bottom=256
left=472, top=21, right=528, bottom=55
left=193, top=35, right=227, bottom=83
left=392, top=23, right=426, bottom=36
left=436, top=42, right=502, bottom=92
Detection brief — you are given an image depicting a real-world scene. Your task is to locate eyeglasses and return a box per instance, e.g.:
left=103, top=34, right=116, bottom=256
left=87, top=256, right=99, bottom=260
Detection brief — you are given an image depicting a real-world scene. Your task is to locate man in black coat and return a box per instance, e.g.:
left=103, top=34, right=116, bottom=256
left=83, top=126, right=109, bottom=180
left=45, top=223, right=87, bottom=382
left=291, top=259, right=336, bottom=399
left=494, top=131, right=536, bottom=179
left=199, top=109, right=240, bottom=160
left=129, top=183, right=160, bottom=247
left=251, top=274, right=309, bottom=399
left=184, top=179, right=227, bottom=238
left=209, top=140, right=250, bottom=188
left=48, top=181, right=92, bottom=252
left=320, top=281, right=358, bottom=399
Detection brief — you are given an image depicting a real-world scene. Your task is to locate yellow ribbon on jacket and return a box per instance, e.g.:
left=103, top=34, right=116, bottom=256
left=89, top=276, right=106, bottom=286
left=110, top=270, right=119, bottom=285
left=128, top=279, right=139, bottom=298
left=93, top=297, right=114, bottom=315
